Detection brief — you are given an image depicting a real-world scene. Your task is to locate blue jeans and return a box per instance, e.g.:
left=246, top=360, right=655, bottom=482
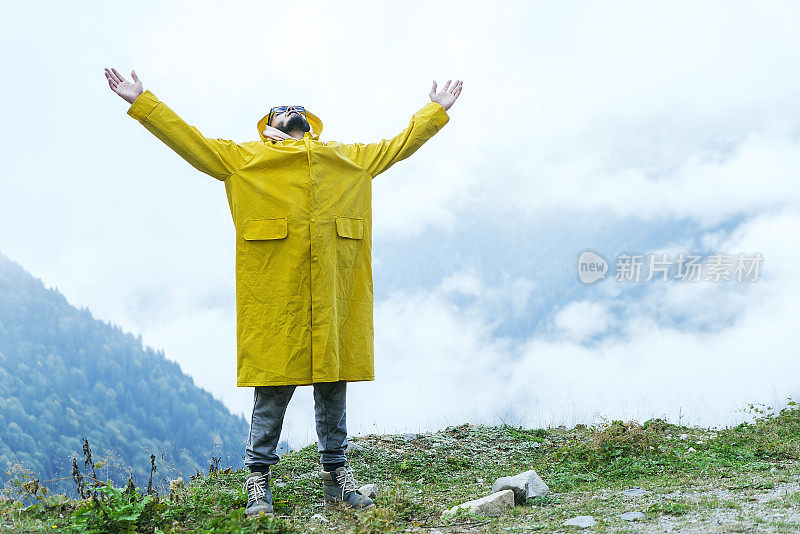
left=244, top=380, right=349, bottom=470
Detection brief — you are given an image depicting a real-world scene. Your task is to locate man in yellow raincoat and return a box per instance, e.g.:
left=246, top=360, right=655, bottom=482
left=105, top=67, right=461, bottom=515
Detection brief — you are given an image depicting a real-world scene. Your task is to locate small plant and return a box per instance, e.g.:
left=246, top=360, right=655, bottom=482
left=72, top=457, right=89, bottom=499
left=445, top=456, right=470, bottom=469
left=5, top=463, right=49, bottom=503
left=527, top=494, right=559, bottom=507
left=71, top=482, right=156, bottom=534
left=82, top=438, right=99, bottom=481
left=209, top=456, right=221, bottom=474
left=503, top=425, right=545, bottom=443
left=648, top=500, right=691, bottom=516
left=147, top=454, right=157, bottom=496
left=566, top=419, right=665, bottom=466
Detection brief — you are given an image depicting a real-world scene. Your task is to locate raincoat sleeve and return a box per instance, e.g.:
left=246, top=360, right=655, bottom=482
left=127, top=90, right=256, bottom=181
left=344, top=101, right=449, bottom=178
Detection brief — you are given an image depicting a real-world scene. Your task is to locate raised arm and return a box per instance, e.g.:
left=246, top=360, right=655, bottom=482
left=344, top=79, right=462, bottom=178
left=105, top=67, right=256, bottom=181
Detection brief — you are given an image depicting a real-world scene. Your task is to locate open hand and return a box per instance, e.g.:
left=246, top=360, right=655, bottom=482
left=105, top=67, right=144, bottom=104
left=429, top=79, right=462, bottom=111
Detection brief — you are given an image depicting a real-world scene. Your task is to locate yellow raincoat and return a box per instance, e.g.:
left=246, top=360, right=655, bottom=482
left=127, top=90, right=450, bottom=386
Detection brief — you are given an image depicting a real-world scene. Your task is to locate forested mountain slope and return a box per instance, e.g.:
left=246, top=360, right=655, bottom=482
left=0, top=252, right=248, bottom=490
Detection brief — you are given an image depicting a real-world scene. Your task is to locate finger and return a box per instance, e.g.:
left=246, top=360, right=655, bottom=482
left=107, top=68, right=122, bottom=84
left=108, top=67, right=122, bottom=83
left=430, top=80, right=437, bottom=95
left=443, top=79, right=451, bottom=91
left=112, top=67, right=128, bottom=83
left=131, top=70, right=140, bottom=83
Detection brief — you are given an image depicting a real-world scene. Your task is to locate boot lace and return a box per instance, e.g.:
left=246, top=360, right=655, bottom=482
left=335, top=466, right=359, bottom=498
left=243, top=473, right=267, bottom=504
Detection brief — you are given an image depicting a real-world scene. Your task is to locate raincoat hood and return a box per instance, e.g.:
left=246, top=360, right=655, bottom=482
left=257, top=107, right=323, bottom=142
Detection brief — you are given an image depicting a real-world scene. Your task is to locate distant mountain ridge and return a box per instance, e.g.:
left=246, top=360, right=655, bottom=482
left=0, top=252, right=248, bottom=491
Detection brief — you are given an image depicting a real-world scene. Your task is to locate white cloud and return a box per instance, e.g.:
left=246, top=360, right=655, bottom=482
left=439, top=268, right=484, bottom=297
left=1, top=1, right=799, bottom=455
left=553, top=301, right=612, bottom=342
left=347, top=210, right=798, bottom=445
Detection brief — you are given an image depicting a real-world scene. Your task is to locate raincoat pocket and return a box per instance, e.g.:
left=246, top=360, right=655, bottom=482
left=243, top=218, right=289, bottom=240
left=241, top=217, right=289, bottom=277
left=335, top=216, right=363, bottom=268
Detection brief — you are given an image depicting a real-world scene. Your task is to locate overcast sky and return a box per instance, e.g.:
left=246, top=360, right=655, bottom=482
left=2, top=0, right=799, bottom=451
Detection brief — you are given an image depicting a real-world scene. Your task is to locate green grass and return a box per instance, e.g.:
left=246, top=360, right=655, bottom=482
left=2, top=401, right=800, bottom=532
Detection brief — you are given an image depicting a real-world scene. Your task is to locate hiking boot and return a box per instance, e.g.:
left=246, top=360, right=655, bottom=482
left=243, top=471, right=274, bottom=517
left=320, top=464, right=375, bottom=510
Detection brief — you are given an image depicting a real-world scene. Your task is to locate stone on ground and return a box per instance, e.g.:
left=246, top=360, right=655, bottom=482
left=491, top=469, right=550, bottom=504
left=622, top=487, right=650, bottom=497
left=358, top=483, right=378, bottom=499
left=620, top=511, right=645, bottom=521
left=441, top=489, right=515, bottom=518
left=563, top=515, right=596, bottom=528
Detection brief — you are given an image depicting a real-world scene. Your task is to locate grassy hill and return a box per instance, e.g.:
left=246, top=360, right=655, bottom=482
left=2, top=401, right=799, bottom=533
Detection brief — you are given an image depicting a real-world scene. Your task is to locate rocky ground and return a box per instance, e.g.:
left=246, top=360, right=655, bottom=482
left=2, top=402, right=799, bottom=532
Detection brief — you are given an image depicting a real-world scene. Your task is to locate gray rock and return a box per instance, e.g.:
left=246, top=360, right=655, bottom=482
left=381, top=436, right=394, bottom=443
left=358, top=483, right=378, bottom=499
left=274, top=482, right=287, bottom=488
left=310, top=513, right=329, bottom=523
left=169, top=477, right=184, bottom=492
left=442, top=489, right=514, bottom=518
left=402, top=433, right=418, bottom=441
left=346, top=442, right=366, bottom=454
left=562, top=515, right=596, bottom=528
left=491, top=469, right=549, bottom=504
left=620, top=511, right=645, bottom=521
left=622, top=487, right=650, bottom=497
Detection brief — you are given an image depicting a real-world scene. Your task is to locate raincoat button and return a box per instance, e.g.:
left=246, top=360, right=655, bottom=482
left=311, top=218, right=316, bottom=223
left=313, top=255, right=319, bottom=262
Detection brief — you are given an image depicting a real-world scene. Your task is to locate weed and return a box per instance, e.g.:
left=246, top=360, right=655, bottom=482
left=648, top=500, right=691, bottom=516
left=70, top=482, right=155, bottom=534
